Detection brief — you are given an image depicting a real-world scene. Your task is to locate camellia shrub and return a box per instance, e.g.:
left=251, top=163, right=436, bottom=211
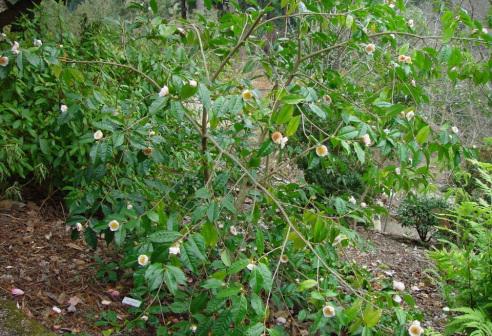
left=1, top=0, right=490, bottom=335
left=397, top=194, right=449, bottom=242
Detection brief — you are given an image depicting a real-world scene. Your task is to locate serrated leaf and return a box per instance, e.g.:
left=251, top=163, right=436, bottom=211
left=148, top=231, right=181, bottom=243
left=285, top=115, right=301, bottom=136
left=145, top=263, right=165, bottom=291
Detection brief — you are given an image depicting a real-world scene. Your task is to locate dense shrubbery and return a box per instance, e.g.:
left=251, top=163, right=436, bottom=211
left=429, top=160, right=492, bottom=335
left=1, top=0, right=490, bottom=335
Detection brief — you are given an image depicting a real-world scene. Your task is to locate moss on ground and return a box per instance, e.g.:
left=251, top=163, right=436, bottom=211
left=0, top=299, right=55, bottom=336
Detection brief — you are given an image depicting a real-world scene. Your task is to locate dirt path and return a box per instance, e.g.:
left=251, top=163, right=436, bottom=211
left=344, top=229, right=449, bottom=331
left=0, top=200, right=134, bottom=334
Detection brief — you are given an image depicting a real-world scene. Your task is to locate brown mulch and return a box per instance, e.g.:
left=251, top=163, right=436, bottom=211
left=0, top=199, right=135, bottom=335
left=343, top=229, right=449, bottom=331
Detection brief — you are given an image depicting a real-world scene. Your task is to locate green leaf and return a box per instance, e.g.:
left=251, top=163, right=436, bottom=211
left=198, top=84, right=212, bottom=111
left=416, top=125, right=431, bottom=145
left=309, top=103, right=326, bottom=119
left=148, top=231, right=181, bottom=243
left=228, top=259, right=249, bottom=274
left=149, top=0, right=158, bottom=14
left=231, top=294, right=248, bottom=323
left=362, top=306, right=382, bottom=328
left=163, top=265, right=186, bottom=295
left=281, top=94, right=304, bottom=104
left=201, top=221, right=219, bottom=247
left=145, top=263, right=164, bottom=291
left=217, top=285, right=242, bottom=298
left=274, top=105, right=293, bottom=124
left=285, top=115, right=301, bottom=136
left=297, top=279, right=318, bottom=291
left=353, top=142, right=365, bottom=164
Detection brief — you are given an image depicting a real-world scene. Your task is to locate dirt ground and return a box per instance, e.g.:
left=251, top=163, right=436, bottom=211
left=344, top=229, right=449, bottom=332
left=0, top=199, right=136, bottom=335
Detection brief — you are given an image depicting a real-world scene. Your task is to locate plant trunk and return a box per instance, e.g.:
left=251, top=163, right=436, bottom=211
left=180, top=0, right=187, bottom=19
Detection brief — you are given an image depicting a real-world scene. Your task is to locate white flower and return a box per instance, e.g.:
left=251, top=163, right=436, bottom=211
left=93, top=130, right=104, bottom=140
left=58, top=44, right=63, bottom=48
left=408, top=321, right=424, bottom=336
left=138, top=254, right=150, bottom=266
left=0, top=56, right=9, bottom=67
left=159, top=85, right=169, bottom=97
left=451, top=126, right=459, bottom=135
left=482, top=28, right=488, bottom=34
left=126, top=203, right=133, bottom=210
left=315, top=145, right=328, bottom=157
left=280, top=136, right=288, bottom=149
left=60, top=104, right=68, bottom=113
left=393, top=280, right=405, bottom=291
left=169, top=244, right=181, bottom=255
left=247, top=262, right=256, bottom=271
left=411, top=79, right=416, bottom=87
left=393, top=295, right=402, bottom=304
left=384, top=129, right=390, bottom=134
left=365, top=43, right=376, bottom=54
left=52, top=306, right=62, bottom=314
left=189, top=79, right=198, bottom=87
left=276, top=316, right=287, bottom=324
left=140, top=315, right=148, bottom=321
left=33, top=39, right=42, bottom=47
left=390, top=33, right=396, bottom=39
left=349, top=196, right=357, bottom=205
left=241, top=89, right=253, bottom=100
left=360, top=202, right=367, bottom=208
left=389, top=3, right=395, bottom=8
left=406, top=111, right=415, bottom=120
left=11, top=41, right=20, bottom=55
left=230, top=226, right=239, bottom=236
left=442, top=306, right=450, bottom=312
left=361, top=134, right=372, bottom=146
left=408, top=19, right=414, bottom=28
left=322, top=305, right=336, bottom=318
left=108, top=220, right=120, bottom=232
left=190, top=325, right=197, bottom=333
left=0, top=33, right=6, bottom=39
left=279, top=255, right=289, bottom=263
left=395, top=167, right=401, bottom=175
left=75, top=222, right=83, bottom=232
left=376, top=200, right=384, bottom=207
left=148, top=130, right=156, bottom=136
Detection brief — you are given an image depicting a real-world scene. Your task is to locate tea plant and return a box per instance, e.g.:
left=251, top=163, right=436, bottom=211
left=1, top=0, right=491, bottom=334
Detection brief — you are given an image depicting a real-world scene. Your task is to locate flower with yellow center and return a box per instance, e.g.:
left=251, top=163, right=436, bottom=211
left=241, top=89, right=253, bottom=100
left=398, top=54, right=408, bottom=62
left=408, top=321, right=424, bottom=336
left=365, top=43, right=376, bottom=54
left=322, top=305, right=336, bottom=318
left=271, top=131, right=283, bottom=144
left=315, top=145, right=328, bottom=157
left=93, top=130, right=104, bottom=141
left=138, top=254, right=150, bottom=266
left=0, top=56, right=8, bottom=67
left=404, top=56, right=412, bottom=64
left=143, top=147, right=153, bottom=156
left=108, top=220, right=120, bottom=232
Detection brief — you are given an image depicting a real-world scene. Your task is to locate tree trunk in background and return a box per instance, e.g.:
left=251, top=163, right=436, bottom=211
left=196, top=0, right=204, bottom=12
left=180, top=0, right=186, bottom=19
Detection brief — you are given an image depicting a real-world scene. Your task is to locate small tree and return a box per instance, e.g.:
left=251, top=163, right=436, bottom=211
left=397, top=195, right=448, bottom=241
